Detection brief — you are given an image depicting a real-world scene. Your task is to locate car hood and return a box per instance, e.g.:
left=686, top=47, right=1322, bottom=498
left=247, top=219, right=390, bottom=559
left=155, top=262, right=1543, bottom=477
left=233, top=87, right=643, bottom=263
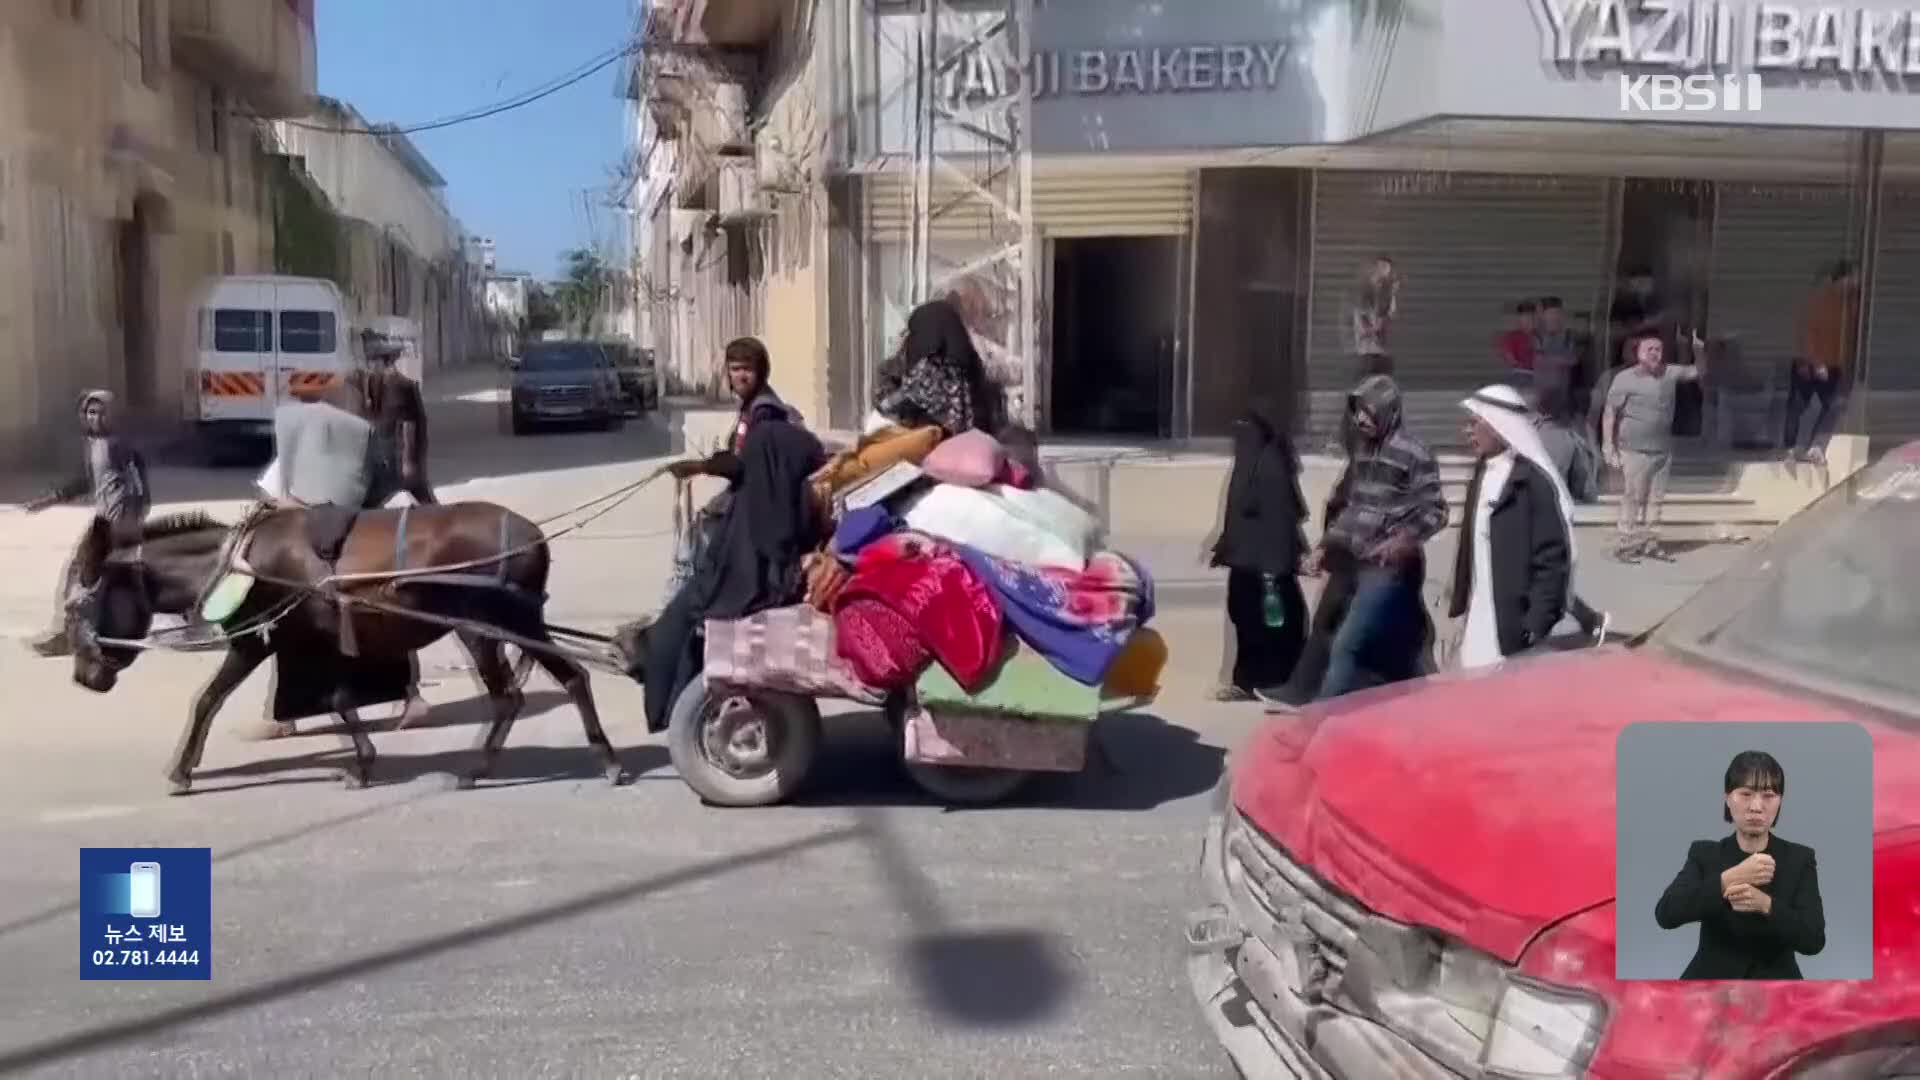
left=514, top=371, right=599, bottom=389
left=1230, top=646, right=1880, bottom=963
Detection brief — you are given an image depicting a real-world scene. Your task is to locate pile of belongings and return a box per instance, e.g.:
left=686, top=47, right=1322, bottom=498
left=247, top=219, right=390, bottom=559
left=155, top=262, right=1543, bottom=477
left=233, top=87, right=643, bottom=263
left=784, top=420, right=1167, bottom=771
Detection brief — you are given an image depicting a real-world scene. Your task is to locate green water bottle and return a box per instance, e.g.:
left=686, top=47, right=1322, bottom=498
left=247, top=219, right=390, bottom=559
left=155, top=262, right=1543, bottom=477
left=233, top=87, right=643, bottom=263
left=1261, top=573, right=1287, bottom=629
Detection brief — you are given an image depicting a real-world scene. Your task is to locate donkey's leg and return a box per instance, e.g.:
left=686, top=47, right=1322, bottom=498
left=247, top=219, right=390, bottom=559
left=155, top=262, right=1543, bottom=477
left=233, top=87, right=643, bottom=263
left=328, top=681, right=380, bottom=790
left=167, top=640, right=271, bottom=796
left=455, top=629, right=523, bottom=790
left=528, top=642, right=627, bottom=785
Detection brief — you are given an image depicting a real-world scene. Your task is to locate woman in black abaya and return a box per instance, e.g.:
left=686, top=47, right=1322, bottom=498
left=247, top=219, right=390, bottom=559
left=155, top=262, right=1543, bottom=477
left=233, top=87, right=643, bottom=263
left=1211, top=401, right=1310, bottom=699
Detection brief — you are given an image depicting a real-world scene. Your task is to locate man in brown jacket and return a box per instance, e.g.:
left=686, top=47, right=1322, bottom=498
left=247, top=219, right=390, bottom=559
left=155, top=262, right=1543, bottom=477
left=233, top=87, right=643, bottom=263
left=1787, top=260, right=1860, bottom=464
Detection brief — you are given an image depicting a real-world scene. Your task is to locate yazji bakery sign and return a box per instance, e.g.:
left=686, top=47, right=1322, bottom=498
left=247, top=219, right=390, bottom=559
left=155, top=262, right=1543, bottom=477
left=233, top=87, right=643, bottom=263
left=1533, top=0, right=1920, bottom=74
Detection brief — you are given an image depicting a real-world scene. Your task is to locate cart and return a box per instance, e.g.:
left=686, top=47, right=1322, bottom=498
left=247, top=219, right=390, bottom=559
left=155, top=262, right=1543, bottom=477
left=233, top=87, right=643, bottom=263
left=664, top=604, right=1154, bottom=807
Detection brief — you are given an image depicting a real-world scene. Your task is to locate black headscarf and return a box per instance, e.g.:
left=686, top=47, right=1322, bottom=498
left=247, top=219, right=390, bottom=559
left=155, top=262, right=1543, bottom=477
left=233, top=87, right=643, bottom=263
left=876, top=299, right=1001, bottom=434
left=1213, top=401, right=1307, bottom=574
left=688, top=418, right=828, bottom=621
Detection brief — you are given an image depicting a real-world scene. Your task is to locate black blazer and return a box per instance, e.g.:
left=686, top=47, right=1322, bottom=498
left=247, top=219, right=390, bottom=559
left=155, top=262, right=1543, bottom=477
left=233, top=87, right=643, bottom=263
left=1654, top=834, right=1826, bottom=980
left=1447, top=455, right=1571, bottom=655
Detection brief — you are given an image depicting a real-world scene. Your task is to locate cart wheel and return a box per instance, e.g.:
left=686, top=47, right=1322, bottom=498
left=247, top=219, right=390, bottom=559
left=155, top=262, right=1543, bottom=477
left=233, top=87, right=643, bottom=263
left=902, top=761, right=1032, bottom=805
left=886, top=697, right=1032, bottom=806
left=668, top=678, right=820, bottom=807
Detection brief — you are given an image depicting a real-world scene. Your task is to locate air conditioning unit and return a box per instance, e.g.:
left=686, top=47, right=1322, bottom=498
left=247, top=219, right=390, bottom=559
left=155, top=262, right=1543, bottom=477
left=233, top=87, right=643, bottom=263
left=715, top=155, right=771, bottom=222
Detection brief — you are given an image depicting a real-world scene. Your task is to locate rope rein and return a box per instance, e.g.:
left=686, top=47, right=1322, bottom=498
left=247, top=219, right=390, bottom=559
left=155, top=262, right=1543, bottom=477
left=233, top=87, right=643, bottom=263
left=94, top=463, right=685, bottom=653
left=319, top=463, right=675, bottom=586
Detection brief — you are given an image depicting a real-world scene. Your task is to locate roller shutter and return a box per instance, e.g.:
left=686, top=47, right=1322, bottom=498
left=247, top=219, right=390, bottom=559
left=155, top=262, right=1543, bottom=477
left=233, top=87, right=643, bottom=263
left=1866, top=184, right=1920, bottom=445
left=1305, top=170, right=1612, bottom=449
left=1704, top=183, right=1853, bottom=447
left=862, top=167, right=1192, bottom=241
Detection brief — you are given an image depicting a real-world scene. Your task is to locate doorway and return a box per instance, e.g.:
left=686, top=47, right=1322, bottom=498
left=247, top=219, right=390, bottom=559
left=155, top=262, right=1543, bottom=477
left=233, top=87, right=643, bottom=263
left=1048, top=236, right=1184, bottom=437
left=116, top=196, right=157, bottom=410
left=1611, top=179, right=1716, bottom=436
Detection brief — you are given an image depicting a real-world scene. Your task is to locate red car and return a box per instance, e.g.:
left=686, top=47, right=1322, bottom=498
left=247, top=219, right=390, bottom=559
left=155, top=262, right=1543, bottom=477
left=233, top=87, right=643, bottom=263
left=1187, top=444, right=1920, bottom=1078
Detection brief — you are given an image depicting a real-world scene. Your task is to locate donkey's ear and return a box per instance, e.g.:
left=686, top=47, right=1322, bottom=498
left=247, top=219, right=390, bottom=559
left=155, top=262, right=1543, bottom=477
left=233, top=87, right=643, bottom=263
left=74, top=517, right=112, bottom=588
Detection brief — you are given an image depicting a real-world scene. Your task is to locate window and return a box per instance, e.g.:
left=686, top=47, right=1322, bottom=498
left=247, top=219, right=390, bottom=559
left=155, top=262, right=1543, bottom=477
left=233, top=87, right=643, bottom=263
left=212, top=309, right=272, bottom=352
left=278, top=310, right=337, bottom=354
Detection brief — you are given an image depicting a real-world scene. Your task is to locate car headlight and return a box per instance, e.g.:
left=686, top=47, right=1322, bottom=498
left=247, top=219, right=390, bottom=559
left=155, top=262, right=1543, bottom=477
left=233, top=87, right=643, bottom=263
left=1482, top=977, right=1604, bottom=1078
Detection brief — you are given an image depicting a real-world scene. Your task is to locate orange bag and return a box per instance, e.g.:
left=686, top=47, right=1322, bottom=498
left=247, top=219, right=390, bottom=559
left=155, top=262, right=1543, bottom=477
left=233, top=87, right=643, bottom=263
left=809, top=425, right=943, bottom=509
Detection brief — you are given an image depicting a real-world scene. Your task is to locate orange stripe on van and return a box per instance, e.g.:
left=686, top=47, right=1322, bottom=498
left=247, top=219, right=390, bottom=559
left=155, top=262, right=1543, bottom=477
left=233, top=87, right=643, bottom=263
left=286, top=371, right=338, bottom=393
left=201, top=372, right=266, bottom=396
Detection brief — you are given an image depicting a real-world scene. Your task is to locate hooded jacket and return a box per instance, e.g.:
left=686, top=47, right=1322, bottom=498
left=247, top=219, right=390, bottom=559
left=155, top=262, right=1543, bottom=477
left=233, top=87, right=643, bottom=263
left=38, top=391, right=150, bottom=533
left=1322, top=376, right=1447, bottom=557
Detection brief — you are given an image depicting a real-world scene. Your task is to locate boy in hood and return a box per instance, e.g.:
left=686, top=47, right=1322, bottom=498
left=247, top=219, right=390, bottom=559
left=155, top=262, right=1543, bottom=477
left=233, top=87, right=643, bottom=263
left=24, top=391, right=151, bottom=656
left=1305, top=376, right=1447, bottom=699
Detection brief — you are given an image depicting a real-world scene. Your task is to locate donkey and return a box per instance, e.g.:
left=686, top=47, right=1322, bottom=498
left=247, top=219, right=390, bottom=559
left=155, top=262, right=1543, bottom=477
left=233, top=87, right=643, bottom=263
left=65, top=506, right=628, bottom=795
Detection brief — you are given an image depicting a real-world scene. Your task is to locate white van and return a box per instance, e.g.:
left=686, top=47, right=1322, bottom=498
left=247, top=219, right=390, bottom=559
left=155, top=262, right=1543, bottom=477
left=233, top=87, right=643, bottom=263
left=186, top=275, right=350, bottom=452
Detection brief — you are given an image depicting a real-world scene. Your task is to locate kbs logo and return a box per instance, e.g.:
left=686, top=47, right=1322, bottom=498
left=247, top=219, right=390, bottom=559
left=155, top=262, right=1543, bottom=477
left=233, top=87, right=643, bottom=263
left=1618, top=73, right=1763, bottom=113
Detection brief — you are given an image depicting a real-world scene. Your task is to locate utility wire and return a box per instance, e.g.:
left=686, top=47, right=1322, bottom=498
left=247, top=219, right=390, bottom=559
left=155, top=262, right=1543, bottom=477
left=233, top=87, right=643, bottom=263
left=251, top=40, right=641, bottom=136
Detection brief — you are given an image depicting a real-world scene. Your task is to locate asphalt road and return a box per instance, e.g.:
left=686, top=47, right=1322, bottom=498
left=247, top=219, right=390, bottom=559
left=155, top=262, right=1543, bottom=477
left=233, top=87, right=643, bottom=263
left=0, top=371, right=1745, bottom=1078
left=0, top=377, right=1254, bottom=1079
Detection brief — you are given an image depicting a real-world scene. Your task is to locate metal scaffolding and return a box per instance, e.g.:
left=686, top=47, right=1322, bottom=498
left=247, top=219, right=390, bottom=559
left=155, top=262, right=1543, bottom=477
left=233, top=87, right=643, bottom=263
left=902, top=0, right=1039, bottom=427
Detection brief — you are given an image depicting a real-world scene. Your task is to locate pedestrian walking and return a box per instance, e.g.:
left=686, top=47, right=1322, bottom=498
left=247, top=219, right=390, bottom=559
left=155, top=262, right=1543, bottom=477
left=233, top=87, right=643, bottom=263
left=22, top=390, right=152, bottom=657
left=1304, top=375, right=1447, bottom=700
left=1210, top=399, right=1309, bottom=701
left=361, top=330, right=437, bottom=507
left=1351, top=255, right=1399, bottom=380
left=1531, top=384, right=1611, bottom=642
left=1785, top=259, right=1860, bottom=465
left=1443, top=385, right=1573, bottom=670
left=1603, top=334, right=1706, bottom=561
left=1530, top=297, right=1581, bottom=415
left=258, top=371, right=429, bottom=737
left=1495, top=300, right=1537, bottom=383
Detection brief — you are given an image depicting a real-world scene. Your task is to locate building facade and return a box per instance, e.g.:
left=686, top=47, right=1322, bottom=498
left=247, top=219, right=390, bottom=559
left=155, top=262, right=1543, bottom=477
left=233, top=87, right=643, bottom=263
left=645, top=0, right=1920, bottom=454
left=271, top=97, right=488, bottom=374
left=0, top=0, right=317, bottom=462
left=629, top=0, right=836, bottom=409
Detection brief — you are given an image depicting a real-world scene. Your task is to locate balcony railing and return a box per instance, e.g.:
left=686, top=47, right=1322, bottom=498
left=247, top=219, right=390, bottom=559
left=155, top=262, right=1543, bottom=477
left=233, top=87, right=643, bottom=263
left=170, top=0, right=317, bottom=117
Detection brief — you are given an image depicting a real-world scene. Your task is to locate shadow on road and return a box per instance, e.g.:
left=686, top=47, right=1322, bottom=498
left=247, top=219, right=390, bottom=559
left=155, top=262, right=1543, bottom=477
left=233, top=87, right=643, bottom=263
left=0, top=826, right=862, bottom=1076
left=792, top=710, right=1225, bottom=812
left=853, top=805, right=1077, bottom=1029
left=186, top=741, right=671, bottom=792
left=293, top=689, right=573, bottom=736
left=0, top=789, right=443, bottom=944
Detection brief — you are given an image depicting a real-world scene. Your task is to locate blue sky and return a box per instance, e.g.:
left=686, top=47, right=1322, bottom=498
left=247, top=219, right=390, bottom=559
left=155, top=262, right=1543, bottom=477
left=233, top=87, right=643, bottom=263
left=316, top=0, right=634, bottom=280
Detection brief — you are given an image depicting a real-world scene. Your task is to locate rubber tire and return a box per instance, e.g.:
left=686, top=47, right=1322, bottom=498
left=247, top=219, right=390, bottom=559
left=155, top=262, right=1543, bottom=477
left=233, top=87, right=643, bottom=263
left=511, top=414, right=531, bottom=437
left=667, top=678, right=821, bottom=807
left=902, top=760, right=1032, bottom=805
left=886, top=697, right=1034, bottom=806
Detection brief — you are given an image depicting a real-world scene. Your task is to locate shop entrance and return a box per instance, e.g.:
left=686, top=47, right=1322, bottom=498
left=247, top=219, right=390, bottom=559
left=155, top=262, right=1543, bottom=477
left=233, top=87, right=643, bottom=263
left=1048, top=236, right=1183, bottom=437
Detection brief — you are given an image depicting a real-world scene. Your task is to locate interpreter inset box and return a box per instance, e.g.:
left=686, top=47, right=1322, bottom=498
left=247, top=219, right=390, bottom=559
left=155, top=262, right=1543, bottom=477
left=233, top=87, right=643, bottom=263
left=1615, top=721, right=1872, bottom=981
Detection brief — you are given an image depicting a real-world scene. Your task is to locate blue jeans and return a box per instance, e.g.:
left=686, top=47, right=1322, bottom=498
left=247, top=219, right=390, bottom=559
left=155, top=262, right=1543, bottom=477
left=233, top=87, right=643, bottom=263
left=1315, top=565, right=1426, bottom=701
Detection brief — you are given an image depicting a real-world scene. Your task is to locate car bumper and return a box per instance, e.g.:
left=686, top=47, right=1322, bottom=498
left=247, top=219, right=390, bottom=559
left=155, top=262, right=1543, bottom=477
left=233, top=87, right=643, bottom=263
left=1184, top=796, right=1459, bottom=1080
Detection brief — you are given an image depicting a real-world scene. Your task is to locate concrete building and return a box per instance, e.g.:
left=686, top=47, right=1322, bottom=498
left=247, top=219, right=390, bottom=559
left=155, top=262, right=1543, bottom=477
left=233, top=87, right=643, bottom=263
left=625, top=0, right=829, bottom=404
left=466, top=233, right=497, bottom=272
left=271, top=97, right=487, bottom=373
left=642, top=0, right=1920, bottom=512
left=0, top=0, right=317, bottom=462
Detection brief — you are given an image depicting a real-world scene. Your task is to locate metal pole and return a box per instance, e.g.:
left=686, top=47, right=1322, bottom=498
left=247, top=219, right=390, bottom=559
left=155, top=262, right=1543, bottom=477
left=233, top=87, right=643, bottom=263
left=1846, top=129, right=1884, bottom=440
left=1013, top=0, right=1037, bottom=429
left=911, top=0, right=936, bottom=303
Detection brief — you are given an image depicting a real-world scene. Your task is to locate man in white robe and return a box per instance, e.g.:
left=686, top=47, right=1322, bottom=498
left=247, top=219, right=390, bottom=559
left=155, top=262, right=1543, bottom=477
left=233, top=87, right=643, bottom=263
left=1445, top=385, right=1576, bottom=670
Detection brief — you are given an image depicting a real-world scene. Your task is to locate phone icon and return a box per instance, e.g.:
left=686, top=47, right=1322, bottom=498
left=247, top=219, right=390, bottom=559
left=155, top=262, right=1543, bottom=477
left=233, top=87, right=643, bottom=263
left=128, top=862, right=161, bottom=919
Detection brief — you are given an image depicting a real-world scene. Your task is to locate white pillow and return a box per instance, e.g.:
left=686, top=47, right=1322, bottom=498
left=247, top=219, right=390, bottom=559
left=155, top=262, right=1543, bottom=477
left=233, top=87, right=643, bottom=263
left=900, top=482, right=1099, bottom=570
